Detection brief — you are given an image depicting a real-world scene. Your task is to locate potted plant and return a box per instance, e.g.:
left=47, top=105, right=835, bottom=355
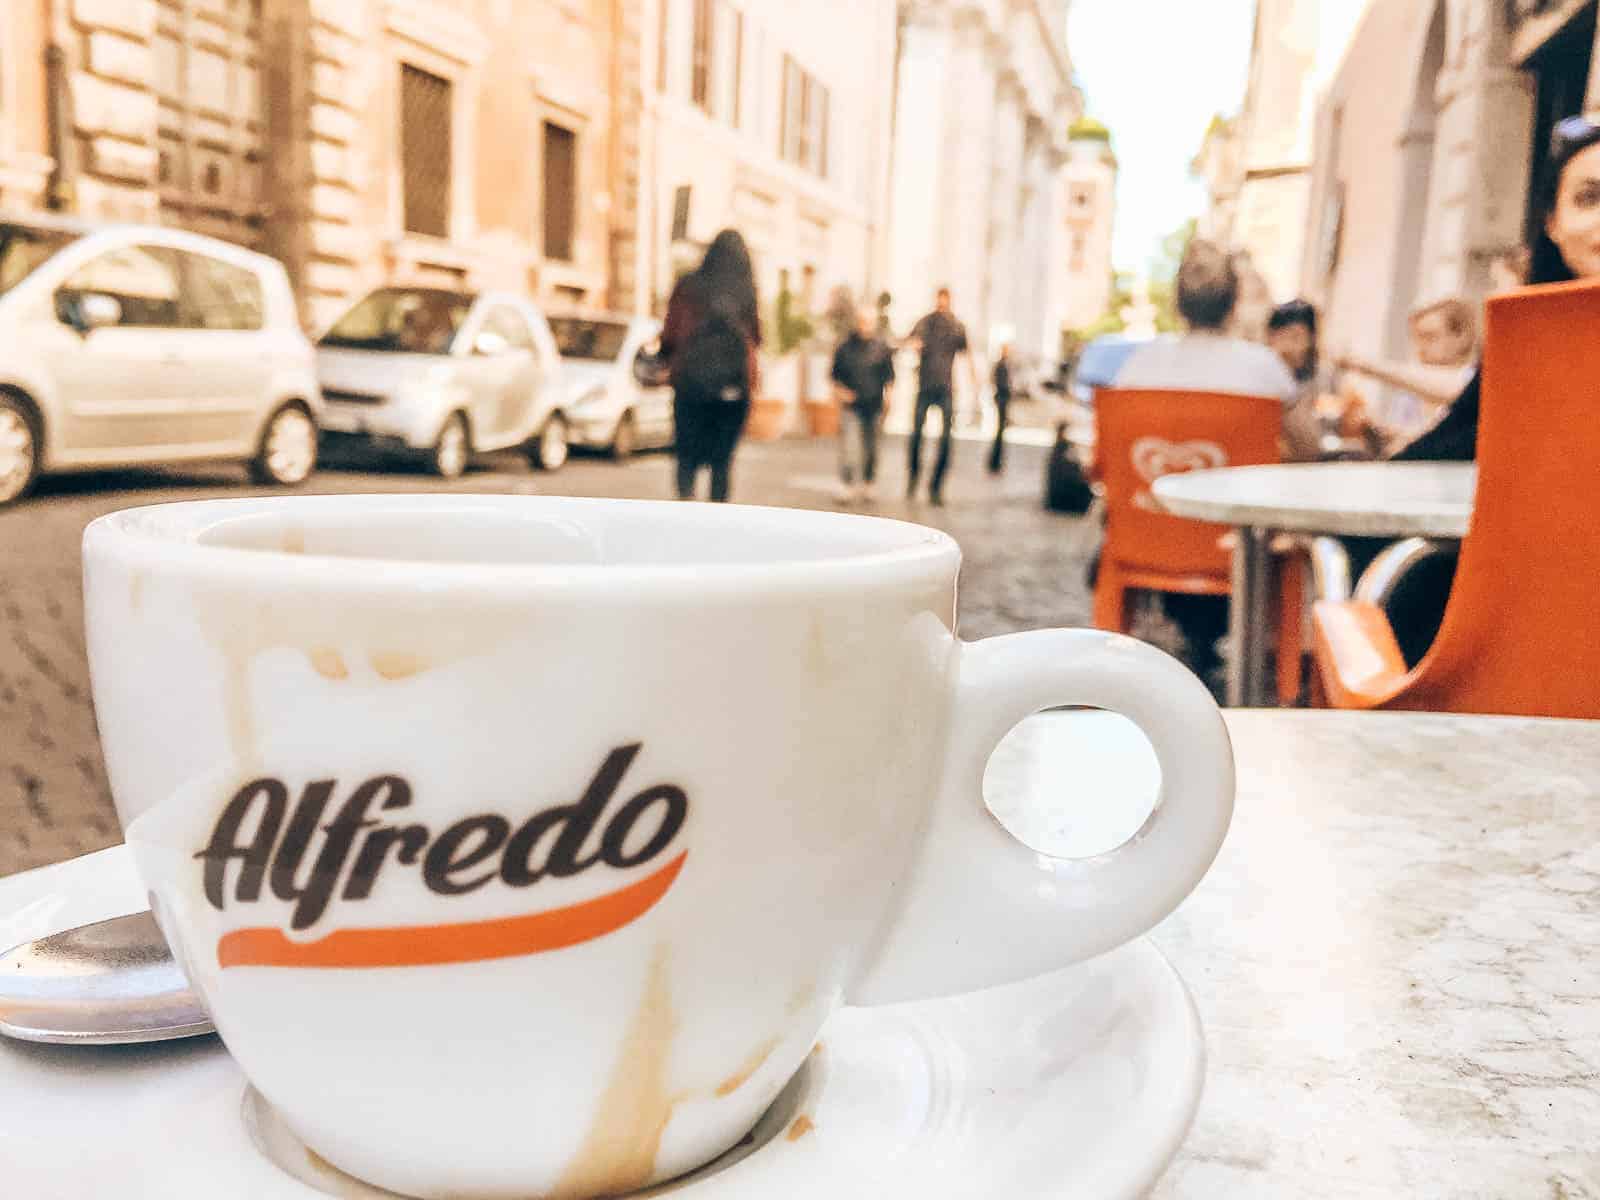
left=802, top=286, right=856, bottom=438
left=748, top=287, right=813, bottom=440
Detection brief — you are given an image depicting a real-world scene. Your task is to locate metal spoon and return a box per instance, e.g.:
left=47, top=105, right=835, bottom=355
left=0, top=911, right=214, bottom=1045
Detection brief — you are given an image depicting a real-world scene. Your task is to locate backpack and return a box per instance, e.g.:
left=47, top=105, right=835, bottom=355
left=1044, top=422, right=1095, bottom=514
left=675, top=298, right=751, bottom=401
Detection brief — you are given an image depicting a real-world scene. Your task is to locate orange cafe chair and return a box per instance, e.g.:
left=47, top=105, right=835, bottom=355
left=1311, top=278, right=1600, bottom=717
left=1091, top=388, right=1304, bottom=701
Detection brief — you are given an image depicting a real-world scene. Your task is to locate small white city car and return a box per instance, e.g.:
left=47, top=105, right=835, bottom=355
left=550, top=313, right=673, bottom=459
left=315, top=287, right=568, bottom=477
left=0, top=213, right=322, bottom=506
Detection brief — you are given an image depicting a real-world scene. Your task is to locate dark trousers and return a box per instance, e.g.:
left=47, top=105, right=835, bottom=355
left=1164, top=593, right=1229, bottom=679
left=908, top=386, right=954, bottom=498
left=1342, top=537, right=1459, bottom=667
left=673, top=392, right=750, bottom=502
left=839, top=404, right=880, bottom=484
left=988, top=393, right=1011, bottom=474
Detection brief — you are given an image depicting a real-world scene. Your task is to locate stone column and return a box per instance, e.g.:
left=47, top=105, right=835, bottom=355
left=944, top=10, right=997, bottom=360
left=64, top=0, right=160, bottom=221
left=1016, top=120, right=1049, bottom=363
left=986, top=70, right=1026, bottom=349
left=886, top=3, right=954, bottom=339
left=1419, top=3, right=1533, bottom=301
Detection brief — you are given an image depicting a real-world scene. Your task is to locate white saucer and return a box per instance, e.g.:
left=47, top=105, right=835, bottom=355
left=0, top=847, right=1204, bottom=1199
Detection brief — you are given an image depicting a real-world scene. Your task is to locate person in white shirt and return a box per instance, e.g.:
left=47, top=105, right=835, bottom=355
left=1114, top=240, right=1294, bottom=386
left=1106, top=238, right=1311, bottom=685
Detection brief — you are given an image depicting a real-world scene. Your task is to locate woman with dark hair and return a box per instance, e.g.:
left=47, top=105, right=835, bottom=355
left=1334, top=115, right=1600, bottom=665
left=659, top=229, right=762, bottom=502
left=1382, top=115, right=1600, bottom=463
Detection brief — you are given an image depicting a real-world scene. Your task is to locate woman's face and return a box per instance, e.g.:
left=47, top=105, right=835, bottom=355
left=1546, top=141, right=1600, bottom=280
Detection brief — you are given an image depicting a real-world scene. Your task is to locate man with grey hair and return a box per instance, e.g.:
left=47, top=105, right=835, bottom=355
left=1106, top=238, right=1302, bottom=687
left=1113, top=239, right=1299, bottom=406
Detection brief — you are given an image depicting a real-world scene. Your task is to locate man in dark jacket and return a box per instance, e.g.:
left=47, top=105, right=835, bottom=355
left=905, top=287, right=976, bottom=505
left=831, top=307, right=896, bottom=503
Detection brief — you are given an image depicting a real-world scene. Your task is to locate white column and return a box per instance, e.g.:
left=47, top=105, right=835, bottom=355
left=987, top=73, right=1026, bottom=351
left=943, top=13, right=998, bottom=421
left=886, top=6, right=954, bottom=338
left=1016, top=122, right=1049, bottom=363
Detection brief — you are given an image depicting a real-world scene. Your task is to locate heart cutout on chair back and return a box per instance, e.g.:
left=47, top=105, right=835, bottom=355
left=1130, top=437, right=1228, bottom=484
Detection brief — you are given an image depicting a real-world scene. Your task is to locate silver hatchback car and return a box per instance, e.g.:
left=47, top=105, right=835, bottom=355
left=315, top=287, right=567, bottom=477
left=0, top=213, right=322, bottom=506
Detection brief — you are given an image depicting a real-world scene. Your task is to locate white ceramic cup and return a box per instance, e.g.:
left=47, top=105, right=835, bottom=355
left=83, top=494, right=1232, bottom=1200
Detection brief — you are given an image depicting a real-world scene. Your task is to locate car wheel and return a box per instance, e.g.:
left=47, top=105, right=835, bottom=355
left=0, top=393, right=41, bottom=507
left=250, top=403, right=317, bottom=486
left=610, top=411, right=636, bottom=462
left=431, top=412, right=470, bottom=479
left=531, top=414, right=569, bottom=471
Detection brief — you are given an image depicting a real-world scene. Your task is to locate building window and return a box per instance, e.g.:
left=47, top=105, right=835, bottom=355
left=780, top=56, right=828, bottom=177
left=1070, top=233, right=1087, bottom=272
left=543, top=121, right=578, bottom=262
left=691, top=0, right=714, bottom=111
left=401, top=64, right=453, bottom=238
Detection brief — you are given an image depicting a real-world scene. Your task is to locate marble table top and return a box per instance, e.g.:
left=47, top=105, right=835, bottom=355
left=1151, top=462, right=1476, bottom=537
left=987, top=708, right=1600, bottom=1198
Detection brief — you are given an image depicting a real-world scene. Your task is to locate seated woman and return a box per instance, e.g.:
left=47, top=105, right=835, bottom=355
left=1335, top=297, right=1478, bottom=452
left=1333, top=115, right=1600, bottom=664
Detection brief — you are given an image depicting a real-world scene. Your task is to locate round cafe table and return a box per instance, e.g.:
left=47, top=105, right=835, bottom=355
left=0, top=710, right=1594, bottom=1196
left=987, top=707, right=1600, bottom=1198
left=1151, top=462, right=1476, bottom=706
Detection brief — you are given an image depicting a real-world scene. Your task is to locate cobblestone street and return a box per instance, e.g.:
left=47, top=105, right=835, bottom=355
left=0, top=434, right=1099, bottom=876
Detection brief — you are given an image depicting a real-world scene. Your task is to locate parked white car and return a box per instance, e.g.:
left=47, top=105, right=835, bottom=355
left=315, top=287, right=568, bottom=477
left=550, top=313, right=673, bottom=459
left=0, top=213, right=322, bottom=506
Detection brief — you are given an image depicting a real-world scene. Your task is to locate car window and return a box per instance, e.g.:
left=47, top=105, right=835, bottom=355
left=482, top=306, right=535, bottom=352
left=57, top=244, right=183, bottom=328
left=0, top=224, right=80, bottom=297
left=320, top=288, right=476, bottom=354
left=179, top=251, right=264, bottom=330
left=548, top=316, right=631, bottom=362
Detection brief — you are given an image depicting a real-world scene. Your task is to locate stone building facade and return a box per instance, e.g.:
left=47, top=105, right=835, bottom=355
left=2, top=0, right=644, bottom=329
left=642, top=0, right=898, bottom=324
left=886, top=0, right=1081, bottom=368
left=1194, top=0, right=1367, bottom=304
left=1302, top=0, right=1600, bottom=368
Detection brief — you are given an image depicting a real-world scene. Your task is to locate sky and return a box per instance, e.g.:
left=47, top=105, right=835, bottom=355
left=1067, top=0, right=1258, bottom=277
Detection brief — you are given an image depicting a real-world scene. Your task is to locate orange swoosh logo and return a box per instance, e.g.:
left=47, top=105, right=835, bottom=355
left=216, top=852, right=686, bottom=969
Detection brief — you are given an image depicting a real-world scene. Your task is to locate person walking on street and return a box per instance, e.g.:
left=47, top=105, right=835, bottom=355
left=831, top=306, right=896, bottom=504
left=905, top=287, right=976, bottom=506
left=659, top=229, right=762, bottom=502
left=988, top=343, right=1015, bottom=475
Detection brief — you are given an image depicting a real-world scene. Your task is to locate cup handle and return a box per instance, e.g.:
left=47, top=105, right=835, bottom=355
left=849, top=629, right=1234, bottom=1005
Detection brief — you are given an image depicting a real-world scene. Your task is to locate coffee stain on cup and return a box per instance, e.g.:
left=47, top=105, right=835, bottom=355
left=784, top=1115, right=815, bottom=1143
left=714, top=1036, right=781, bottom=1098
left=308, top=648, right=350, bottom=681
left=551, top=942, right=679, bottom=1198
left=370, top=650, right=427, bottom=681
left=189, top=589, right=528, bottom=768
